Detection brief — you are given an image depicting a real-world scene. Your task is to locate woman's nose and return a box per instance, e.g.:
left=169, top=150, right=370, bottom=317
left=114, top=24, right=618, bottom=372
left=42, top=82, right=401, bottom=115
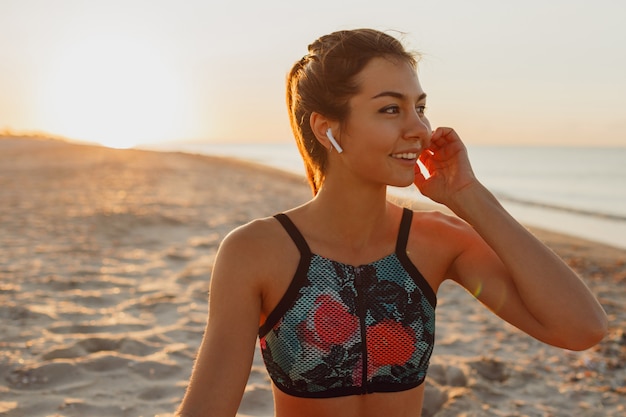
left=405, top=112, right=431, bottom=149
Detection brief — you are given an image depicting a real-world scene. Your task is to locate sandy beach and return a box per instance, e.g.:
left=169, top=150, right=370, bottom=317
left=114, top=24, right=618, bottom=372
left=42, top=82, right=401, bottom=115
left=0, top=137, right=624, bottom=417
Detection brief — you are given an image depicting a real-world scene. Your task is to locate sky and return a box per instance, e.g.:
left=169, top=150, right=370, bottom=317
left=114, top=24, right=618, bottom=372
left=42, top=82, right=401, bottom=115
left=1, top=0, right=625, bottom=148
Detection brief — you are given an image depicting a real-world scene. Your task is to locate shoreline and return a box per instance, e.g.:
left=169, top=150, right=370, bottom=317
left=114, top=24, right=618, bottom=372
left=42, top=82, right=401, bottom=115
left=1, top=137, right=624, bottom=417
left=141, top=141, right=626, bottom=251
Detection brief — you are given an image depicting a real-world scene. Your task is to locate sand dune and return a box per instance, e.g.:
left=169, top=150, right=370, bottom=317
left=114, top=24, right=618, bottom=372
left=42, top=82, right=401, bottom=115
left=0, top=137, right=624, bottom=417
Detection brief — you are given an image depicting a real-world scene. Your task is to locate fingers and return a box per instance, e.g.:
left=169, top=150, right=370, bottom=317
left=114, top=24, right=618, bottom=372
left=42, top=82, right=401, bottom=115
left=414, top=151, right=434, bottom=188
left=427, top=128, right=468, bottom=163
left=413, top=162, right=426, bottom=188
left=418, top=148, right=433, bottom=166
left=429, top=127, right=459, bottom=150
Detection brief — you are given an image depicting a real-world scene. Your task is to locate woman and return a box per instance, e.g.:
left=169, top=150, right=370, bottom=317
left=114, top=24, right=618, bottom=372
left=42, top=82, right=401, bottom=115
left=176, top=28, right=607, bottom=417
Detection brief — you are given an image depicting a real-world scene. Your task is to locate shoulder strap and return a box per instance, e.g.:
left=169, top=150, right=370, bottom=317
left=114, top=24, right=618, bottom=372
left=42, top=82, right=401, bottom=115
left=396, top=207, right=413, bottom=253
left=395, top=207, right=437, bottom=307
left=260, top=214, right=313, bottom=337
left=274, top=213, right=311, bottom=256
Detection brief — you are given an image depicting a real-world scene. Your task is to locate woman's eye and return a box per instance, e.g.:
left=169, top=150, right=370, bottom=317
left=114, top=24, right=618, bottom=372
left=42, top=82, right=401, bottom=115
left=379, top=105, right=426, bottom=115
left=380, top=105, right=400, bottom=114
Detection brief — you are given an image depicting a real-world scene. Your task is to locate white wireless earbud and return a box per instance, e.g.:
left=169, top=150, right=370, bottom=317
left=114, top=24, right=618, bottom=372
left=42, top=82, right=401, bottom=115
left=326, top=128, right=343, bottom=153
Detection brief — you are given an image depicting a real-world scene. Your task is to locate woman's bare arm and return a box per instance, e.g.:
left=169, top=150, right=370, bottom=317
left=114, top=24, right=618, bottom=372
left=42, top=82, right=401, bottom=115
left=444, top=186, right=607, bottom=350
left=416, top=128, right=608, bottom=350
left=176, top=225, right=265, bottom=417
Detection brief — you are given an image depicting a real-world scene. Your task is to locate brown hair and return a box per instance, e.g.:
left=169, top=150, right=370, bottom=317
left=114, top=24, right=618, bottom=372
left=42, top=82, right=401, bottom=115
left=286, top=28, right=419, bottom=195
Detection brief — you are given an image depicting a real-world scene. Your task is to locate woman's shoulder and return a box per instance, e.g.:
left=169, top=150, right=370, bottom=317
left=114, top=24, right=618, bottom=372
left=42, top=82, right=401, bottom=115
left=406, top=208, right=475, bottom=256
left=403, top=208, right=476, bottom=288
left=410, top=208, right=468, bottom=230
left=219, top=214, right=291, bottom=256
left=215, top=214, right=301, bottom=281
left=207, top=214, right=298, bottom=296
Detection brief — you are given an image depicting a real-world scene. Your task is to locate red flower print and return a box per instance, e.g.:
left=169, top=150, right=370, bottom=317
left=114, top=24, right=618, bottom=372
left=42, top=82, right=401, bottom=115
left=366, top=320, right=416, bottom=367
left=313, top=295, right=359, bottom=345
left=298, top=321, right=329, bottom=352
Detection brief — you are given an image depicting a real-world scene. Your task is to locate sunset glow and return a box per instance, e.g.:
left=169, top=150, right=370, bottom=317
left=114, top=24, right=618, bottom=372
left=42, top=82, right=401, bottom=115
left=1, top=1, right=624, bottom=147
left=36, top=34, right=191, bottom=149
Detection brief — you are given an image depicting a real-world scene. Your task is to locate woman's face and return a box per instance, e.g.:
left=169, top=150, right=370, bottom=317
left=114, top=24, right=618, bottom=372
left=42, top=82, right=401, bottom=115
left=336, top=57, right=431, bottom=188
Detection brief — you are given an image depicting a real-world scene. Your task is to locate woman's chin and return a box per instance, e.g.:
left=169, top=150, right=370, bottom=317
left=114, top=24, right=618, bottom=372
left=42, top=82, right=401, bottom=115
left=388, top=178, right=415, bottom=188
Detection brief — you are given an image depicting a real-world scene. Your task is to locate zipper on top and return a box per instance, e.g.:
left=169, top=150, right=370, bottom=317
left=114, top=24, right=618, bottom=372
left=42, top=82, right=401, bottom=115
left=354, top=266, right=369, bottom=393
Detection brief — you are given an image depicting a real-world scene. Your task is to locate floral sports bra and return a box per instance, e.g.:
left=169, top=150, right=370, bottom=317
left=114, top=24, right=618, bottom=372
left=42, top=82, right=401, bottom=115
left=259, top=208, right=437, bottom=398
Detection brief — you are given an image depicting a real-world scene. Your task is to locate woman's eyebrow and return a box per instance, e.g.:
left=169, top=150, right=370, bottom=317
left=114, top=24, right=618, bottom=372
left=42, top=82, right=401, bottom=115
left=371, top=91, right=427, bottom=101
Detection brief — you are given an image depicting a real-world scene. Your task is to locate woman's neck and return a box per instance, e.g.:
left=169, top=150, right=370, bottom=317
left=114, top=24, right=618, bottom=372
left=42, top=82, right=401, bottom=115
left=305, top=178, right=396, bottom=254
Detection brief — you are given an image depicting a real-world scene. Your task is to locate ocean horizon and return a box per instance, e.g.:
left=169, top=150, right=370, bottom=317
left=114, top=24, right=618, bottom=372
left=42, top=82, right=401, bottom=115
left=142, top=141, right=626, bottom=250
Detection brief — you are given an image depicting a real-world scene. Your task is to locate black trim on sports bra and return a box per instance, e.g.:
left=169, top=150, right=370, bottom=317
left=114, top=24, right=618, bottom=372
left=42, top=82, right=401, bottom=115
left=259, top=213, right=312, bottom=337
left=395, top=208, right=437, bottom=307
left=259, top=208, right=436, bottom=337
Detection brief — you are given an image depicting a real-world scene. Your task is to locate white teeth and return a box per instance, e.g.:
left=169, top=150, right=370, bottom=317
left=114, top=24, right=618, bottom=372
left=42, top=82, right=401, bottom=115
left=391, top=153, right=418, bottom=159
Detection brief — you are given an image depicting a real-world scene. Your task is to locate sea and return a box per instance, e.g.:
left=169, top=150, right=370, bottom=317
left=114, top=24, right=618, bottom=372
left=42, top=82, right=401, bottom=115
left=144, top=142, right=626, bottom=250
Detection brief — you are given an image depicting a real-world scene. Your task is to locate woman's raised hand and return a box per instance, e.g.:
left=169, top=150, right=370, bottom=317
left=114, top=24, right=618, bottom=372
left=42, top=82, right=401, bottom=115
left=414, top=127, right=478, bottom=208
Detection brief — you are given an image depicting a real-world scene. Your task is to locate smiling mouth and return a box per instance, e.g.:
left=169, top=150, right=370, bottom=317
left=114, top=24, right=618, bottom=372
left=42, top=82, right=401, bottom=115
left=390, top=152, right=418, bottom=160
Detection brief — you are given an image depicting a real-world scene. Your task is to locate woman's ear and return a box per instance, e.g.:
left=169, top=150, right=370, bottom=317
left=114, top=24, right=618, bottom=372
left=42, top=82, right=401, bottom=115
left=310, top=112, right=340, bottom=152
